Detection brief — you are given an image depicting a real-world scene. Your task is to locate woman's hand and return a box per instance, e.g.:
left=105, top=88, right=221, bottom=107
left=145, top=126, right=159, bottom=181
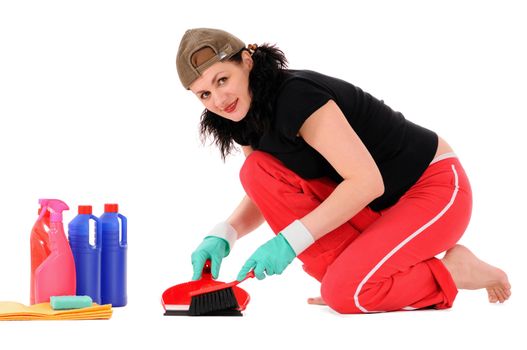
left=236, top=234, right=296, bottom=281
left=191, top=237, right=229, bottom=280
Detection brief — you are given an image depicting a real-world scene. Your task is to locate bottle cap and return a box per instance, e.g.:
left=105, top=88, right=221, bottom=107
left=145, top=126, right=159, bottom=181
left=104, top=204, right=119, bottom=213
left=78, top=205, right=92, bottom=214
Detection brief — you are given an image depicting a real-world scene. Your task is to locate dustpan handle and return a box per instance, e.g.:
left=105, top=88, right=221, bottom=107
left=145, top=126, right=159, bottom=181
left=201, top=259, right=213, bottom=280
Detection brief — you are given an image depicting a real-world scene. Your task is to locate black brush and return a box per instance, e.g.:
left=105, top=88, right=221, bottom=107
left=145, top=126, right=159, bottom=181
left=188, top=270, right=255, bottom=316
left=165, top=308, right=243, bottom=316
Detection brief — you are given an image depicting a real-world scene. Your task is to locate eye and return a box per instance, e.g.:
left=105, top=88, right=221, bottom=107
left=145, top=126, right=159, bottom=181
left=200, top=91, right=210, bottom=100
left=218, top=77, right=227, bottom=85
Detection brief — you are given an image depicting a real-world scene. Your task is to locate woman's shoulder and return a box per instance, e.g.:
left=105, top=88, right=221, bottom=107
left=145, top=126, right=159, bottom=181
left=272, top=70, right=343, bottom=140
left=280, top=69, right=328, bottom=86
left=278, top=69, right=356, bottom=97
left=277, top=70, right=330, bottom=98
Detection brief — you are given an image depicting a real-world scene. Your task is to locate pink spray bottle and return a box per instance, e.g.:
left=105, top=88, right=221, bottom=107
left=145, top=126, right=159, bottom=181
left=31, top=199, right=76, bottom=304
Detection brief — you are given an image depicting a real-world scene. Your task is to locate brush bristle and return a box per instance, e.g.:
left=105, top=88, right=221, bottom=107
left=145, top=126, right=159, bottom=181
left=189, top=287, right=239, bottom=316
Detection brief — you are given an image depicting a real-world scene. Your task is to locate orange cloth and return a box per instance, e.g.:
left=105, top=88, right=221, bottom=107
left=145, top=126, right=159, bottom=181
left=0, top=301, right=112, bottom=320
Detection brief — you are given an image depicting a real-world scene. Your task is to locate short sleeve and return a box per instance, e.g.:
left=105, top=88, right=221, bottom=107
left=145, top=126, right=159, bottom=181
left=274, top=78, right=333, bottom=141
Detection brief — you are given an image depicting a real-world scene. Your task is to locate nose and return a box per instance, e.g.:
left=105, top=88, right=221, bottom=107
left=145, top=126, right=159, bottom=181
left=213, top=91, right=229, bottom=110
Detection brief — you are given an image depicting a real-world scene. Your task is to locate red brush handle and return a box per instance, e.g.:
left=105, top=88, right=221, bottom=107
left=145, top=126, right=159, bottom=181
left=189, top=270, right=255, bottom=297
left=231, top=270, right=255, bottom=286
left=240, top=270, right=255, bottom=282
left=223, top=270, right=255, bottom=289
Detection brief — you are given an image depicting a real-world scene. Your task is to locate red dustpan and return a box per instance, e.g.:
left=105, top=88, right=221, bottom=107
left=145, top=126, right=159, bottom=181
left=161, top=261, right=250, bottom=316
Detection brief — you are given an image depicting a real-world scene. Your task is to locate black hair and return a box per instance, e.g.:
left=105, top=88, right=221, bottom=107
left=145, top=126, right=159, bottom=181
left=198, top=44, right=288, bottom=161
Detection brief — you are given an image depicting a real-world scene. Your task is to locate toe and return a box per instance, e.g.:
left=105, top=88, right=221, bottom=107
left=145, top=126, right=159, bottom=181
left=487, top=288, right=498, bottom=303
left=307, top=296, right=326, bottom=305
left=495, top=289, right=506, bottom=303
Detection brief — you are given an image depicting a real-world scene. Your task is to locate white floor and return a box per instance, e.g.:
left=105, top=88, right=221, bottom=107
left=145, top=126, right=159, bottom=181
left=2, top=264, right=524, bottom=349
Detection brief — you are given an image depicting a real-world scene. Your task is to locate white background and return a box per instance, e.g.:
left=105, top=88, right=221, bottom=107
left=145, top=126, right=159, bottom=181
left=1, top=0, right=525, bottom=348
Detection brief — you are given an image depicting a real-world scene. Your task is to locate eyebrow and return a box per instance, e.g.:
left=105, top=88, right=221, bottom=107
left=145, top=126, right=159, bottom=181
left=195, top=71, right=225, bottom=95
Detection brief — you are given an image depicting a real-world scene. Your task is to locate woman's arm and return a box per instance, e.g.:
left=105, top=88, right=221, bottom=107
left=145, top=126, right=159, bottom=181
left=227, top=145, right=266, bottom=238
left=227, top=195, right=265, bottom=238
left=298, top=100, right=385, bottom=240
left=234, top=102, right=384, bottom=280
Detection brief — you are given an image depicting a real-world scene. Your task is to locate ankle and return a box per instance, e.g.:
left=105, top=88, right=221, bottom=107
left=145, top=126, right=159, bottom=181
left=442, top=255, right=464, bottom=289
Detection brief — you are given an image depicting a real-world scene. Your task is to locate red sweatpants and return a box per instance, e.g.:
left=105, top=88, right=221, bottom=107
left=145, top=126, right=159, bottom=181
left=240, top=151, right=472, bottom=313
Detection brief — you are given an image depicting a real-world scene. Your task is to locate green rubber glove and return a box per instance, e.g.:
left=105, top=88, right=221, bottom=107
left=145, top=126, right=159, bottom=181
left=191, top=236, right=229, bottom=280
left=236, top=234, right=296, bottom=281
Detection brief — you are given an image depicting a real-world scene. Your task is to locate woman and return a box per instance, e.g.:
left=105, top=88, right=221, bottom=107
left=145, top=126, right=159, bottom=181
left=176, top=28, right=510, bottom=313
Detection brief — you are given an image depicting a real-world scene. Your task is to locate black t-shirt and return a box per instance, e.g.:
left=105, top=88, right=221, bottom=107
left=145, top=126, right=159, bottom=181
left=235, top=69, right=438, bottom=211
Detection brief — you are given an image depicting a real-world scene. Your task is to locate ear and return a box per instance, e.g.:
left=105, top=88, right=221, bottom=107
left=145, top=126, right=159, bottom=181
left=241, top=50, right=254, bottom=70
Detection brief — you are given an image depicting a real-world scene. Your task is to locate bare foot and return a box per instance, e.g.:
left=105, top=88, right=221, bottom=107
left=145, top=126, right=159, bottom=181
left=307, top=296, right=326, bottom=305
left=442, top=244, right=511, bottom=303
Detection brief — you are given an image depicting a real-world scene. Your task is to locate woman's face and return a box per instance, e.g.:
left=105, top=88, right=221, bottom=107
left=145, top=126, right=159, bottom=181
left=189, top=51, right=253, bottom=122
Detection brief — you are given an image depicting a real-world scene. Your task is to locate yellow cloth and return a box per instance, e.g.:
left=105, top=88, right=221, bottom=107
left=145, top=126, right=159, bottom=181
left=0, top=301, right=112, bottom=321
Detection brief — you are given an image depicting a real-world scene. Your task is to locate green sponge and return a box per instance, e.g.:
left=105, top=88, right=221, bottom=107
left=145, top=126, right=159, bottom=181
left=50, top=295, right=93, bottom=310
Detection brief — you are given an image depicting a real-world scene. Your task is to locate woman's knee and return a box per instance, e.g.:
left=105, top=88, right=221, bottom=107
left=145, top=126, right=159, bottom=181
left=321, top=270, right=363, bottom=314
left=322, top=268, right=402, bottom=314
left=321, top=259, right=393, bottom=314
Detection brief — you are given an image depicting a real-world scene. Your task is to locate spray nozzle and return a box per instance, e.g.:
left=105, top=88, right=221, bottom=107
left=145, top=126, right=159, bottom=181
left=38, top=198, right=69, bottom=222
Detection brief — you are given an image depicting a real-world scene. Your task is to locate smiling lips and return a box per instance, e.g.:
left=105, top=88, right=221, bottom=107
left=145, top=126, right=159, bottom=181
left=223, top=99, right=238, bottom=113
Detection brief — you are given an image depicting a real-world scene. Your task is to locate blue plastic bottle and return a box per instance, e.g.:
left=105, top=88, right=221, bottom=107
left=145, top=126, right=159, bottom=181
left=100, top=203, right=127, bottom=307
left=68, top=205, right=102, bottom=304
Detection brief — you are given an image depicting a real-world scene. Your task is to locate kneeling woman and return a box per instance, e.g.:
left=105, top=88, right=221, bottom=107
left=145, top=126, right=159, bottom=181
left=177, top=28, right=511, bottom=313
